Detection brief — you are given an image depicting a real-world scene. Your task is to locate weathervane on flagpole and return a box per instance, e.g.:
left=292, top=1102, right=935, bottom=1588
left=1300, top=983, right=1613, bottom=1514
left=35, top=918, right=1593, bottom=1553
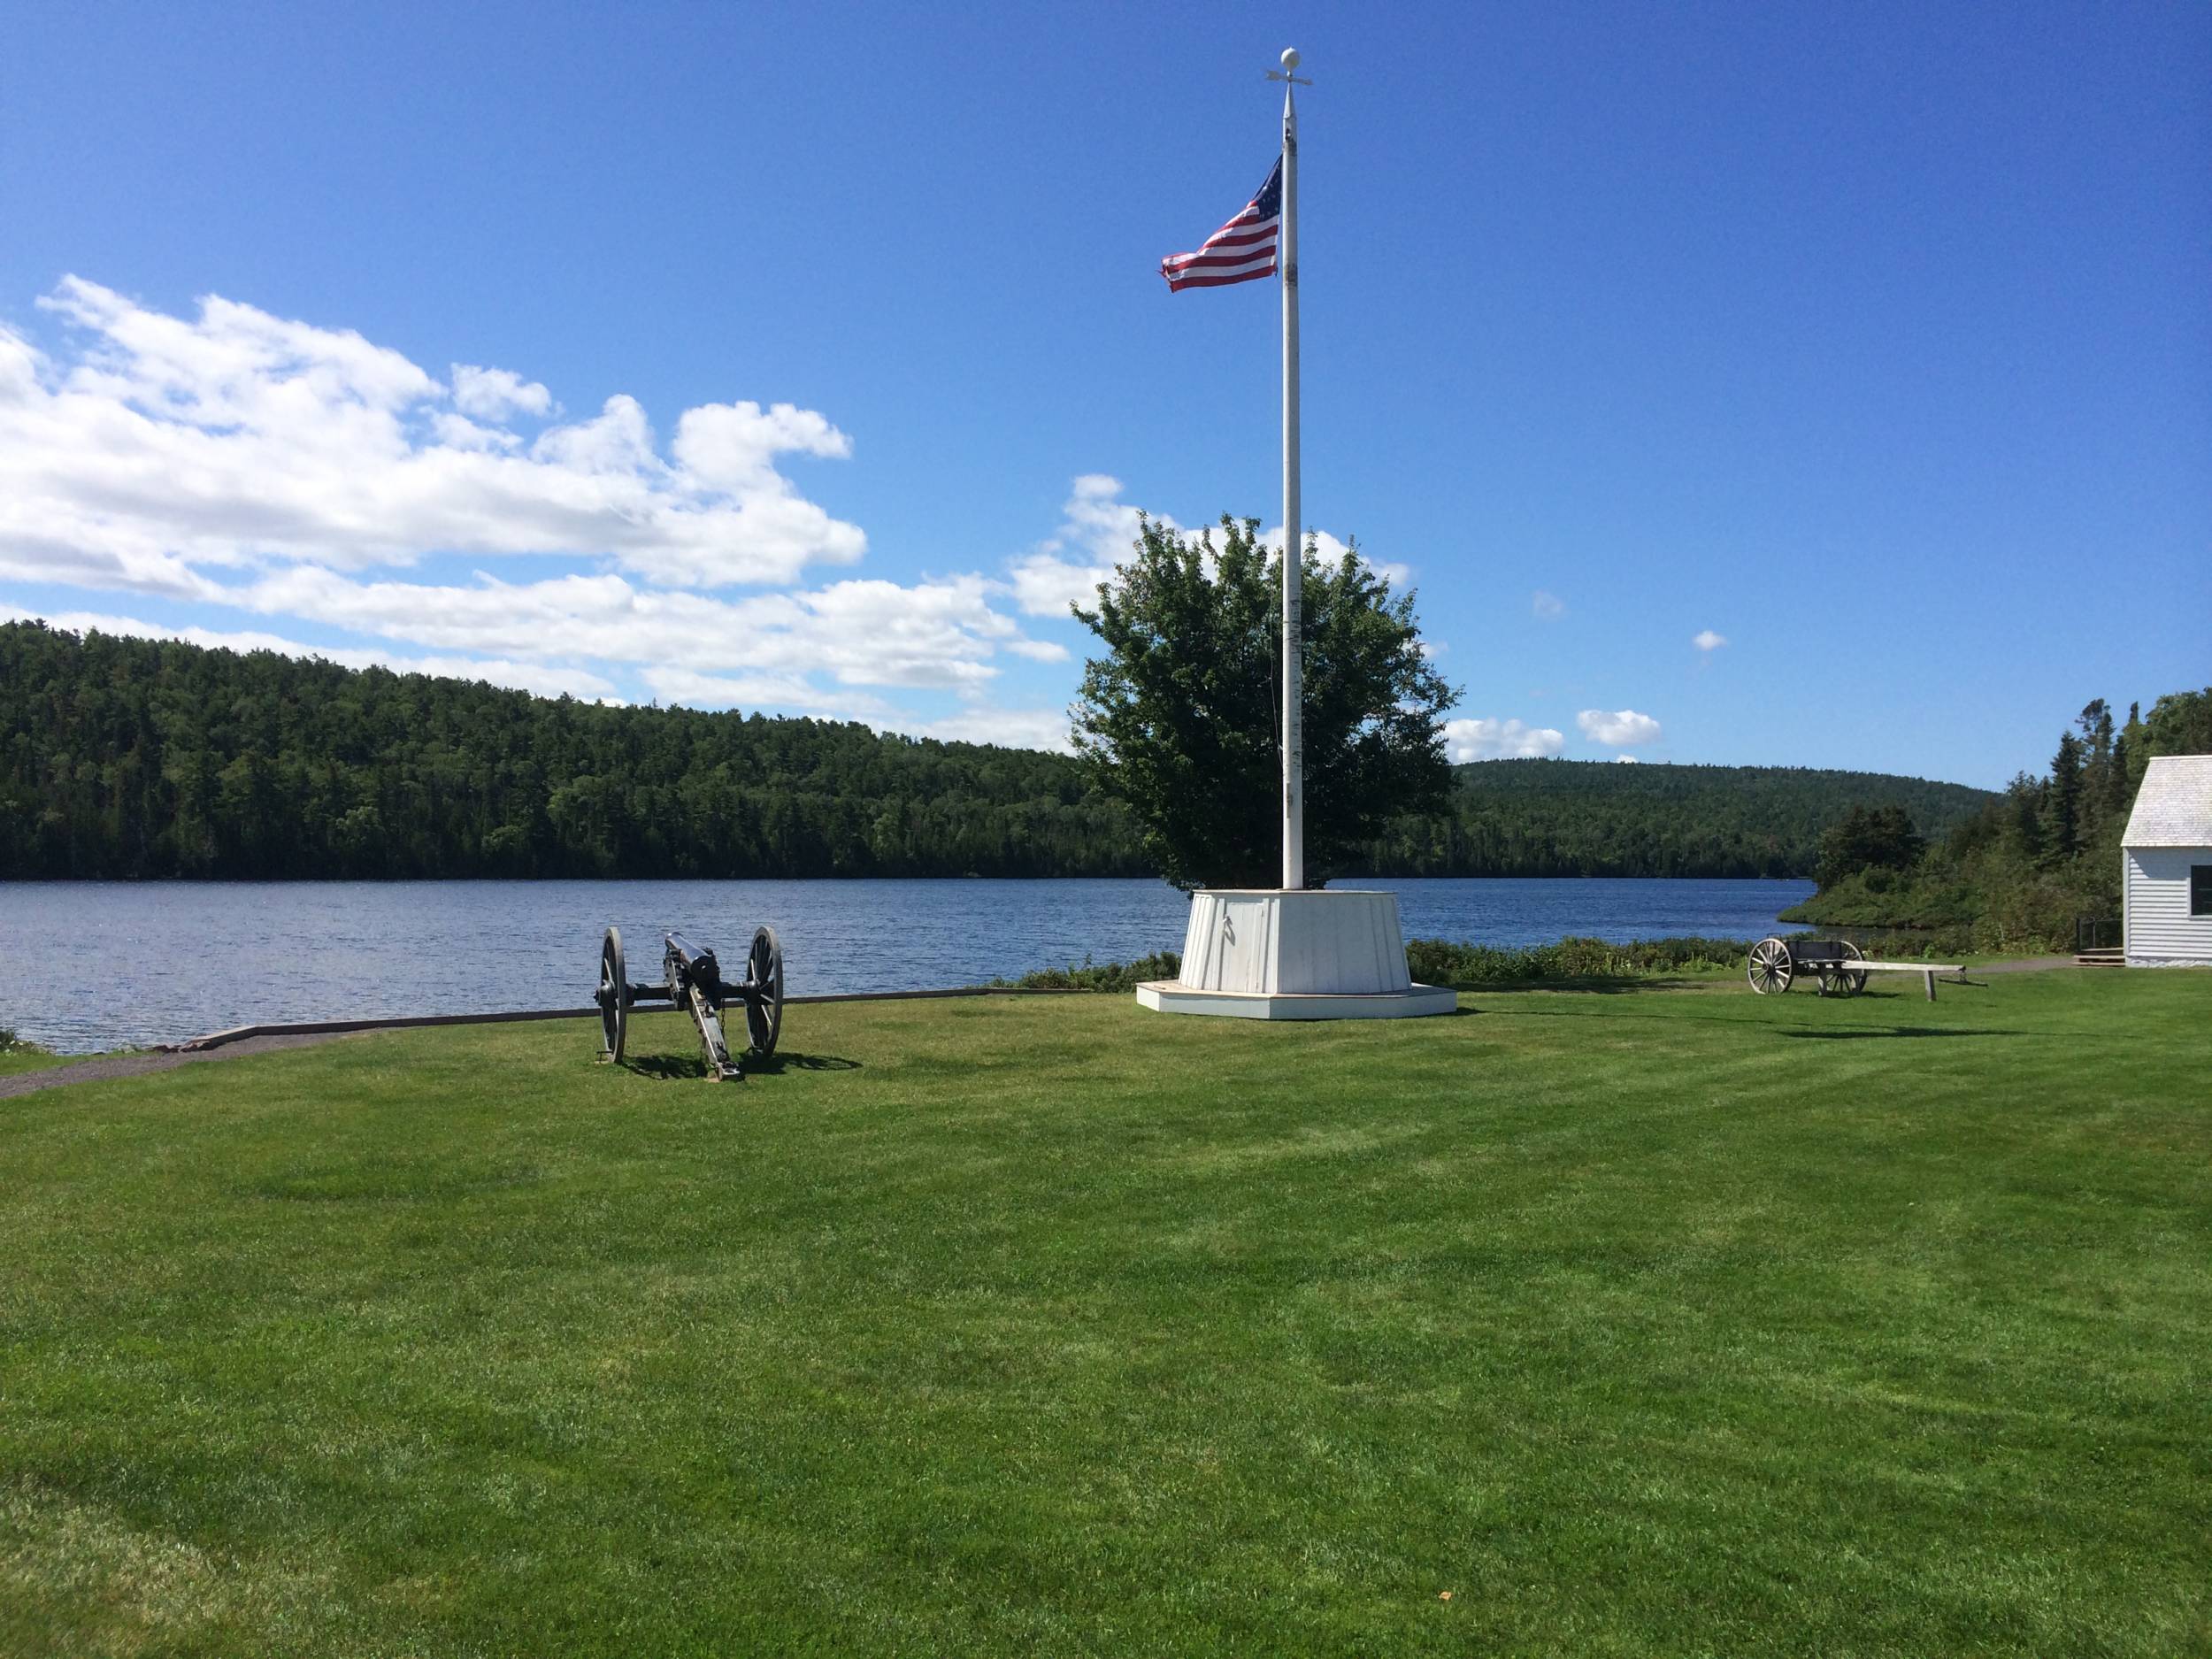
left=1267, top=47, right=1308, bottom=890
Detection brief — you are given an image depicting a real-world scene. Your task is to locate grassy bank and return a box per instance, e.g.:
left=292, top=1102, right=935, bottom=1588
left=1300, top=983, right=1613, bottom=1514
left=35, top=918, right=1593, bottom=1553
left=0, top=1032, right=67, bottom=1079
left=3, top=973, right=2207, bottom=1655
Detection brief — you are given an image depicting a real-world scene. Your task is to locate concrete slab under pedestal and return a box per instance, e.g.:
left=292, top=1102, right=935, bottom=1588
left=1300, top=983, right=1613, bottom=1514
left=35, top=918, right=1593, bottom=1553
left=1141, top=887, right=1455, bottom=1020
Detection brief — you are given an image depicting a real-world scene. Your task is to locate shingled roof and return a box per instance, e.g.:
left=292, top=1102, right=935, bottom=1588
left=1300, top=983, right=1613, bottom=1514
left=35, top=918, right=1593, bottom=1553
left=2122, top=754, right=2212, bottom=848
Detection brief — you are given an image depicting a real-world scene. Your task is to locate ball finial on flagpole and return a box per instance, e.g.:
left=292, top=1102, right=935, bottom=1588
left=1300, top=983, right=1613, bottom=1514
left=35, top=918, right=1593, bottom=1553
left=1281, top=47, right=1301, bottom=71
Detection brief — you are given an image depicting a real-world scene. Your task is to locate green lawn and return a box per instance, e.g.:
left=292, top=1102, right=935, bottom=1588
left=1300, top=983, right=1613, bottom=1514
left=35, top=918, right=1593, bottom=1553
left=2, top=972, right=2206, bottom=1655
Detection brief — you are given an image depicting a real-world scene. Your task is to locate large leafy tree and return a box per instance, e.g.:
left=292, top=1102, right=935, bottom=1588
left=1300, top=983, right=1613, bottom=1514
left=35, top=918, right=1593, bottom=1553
left=1071, top=514, right=1459, bottom=890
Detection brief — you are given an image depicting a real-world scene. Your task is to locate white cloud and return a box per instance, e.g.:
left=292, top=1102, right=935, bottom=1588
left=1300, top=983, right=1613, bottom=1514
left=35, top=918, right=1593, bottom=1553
left=1693, top=629, right=1726, bottom=652
left=638, top=666, right=895, bottom=719
left=427, top=411, right=522, bottom=453
left=1532, top=590, right=1565, bottom=619
left=229, top=565, right=1041, bottom=691
left=1263, top=524, right=1408, bottom=587
left=0, top=603, right=619, bottom=700
left=636, top=663, right=1071, bottom=751
left=1005, top=476, right=1395, bottom=616
left=13, top=282, right=1441, bottom=754
left=1444, top=717, right=1565, bottom=761
left=0, top=277, right=865, bottom=591
left=1006, top=474, right=1174, bottom=618
left=1614, top=754, right=1640, bottom=764
left=6, top=602, right=1082, bottom=753
left=450, top=363, right=553, bottom=421
left=1578, top=708, right=1663, bottom=747
left=908, top=706, right=1075, bottom=753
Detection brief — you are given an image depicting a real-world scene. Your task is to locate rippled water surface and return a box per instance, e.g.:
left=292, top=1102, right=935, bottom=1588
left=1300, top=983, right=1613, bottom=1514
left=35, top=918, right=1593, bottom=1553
left=0, top=876, right=1813, bottom=1052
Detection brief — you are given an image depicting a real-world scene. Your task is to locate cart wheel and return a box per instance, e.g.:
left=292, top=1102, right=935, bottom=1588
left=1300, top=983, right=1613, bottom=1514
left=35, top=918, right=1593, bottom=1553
left=744, top=926, right=783, bottom=1056
left=1840, top=940, right=1868, bottom=995
left=597, top=926, right=629, bottom=1062
left=1747, top=936, right=1793, bottom=995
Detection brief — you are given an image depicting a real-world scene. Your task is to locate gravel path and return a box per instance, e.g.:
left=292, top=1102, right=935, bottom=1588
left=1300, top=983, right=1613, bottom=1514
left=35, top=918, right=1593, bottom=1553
left=0, top=1033, right=355, bottom=1101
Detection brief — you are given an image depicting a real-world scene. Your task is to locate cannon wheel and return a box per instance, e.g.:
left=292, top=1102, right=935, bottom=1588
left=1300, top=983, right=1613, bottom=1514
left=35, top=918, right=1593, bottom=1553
left=1747, top=936, right=1793, bottom=995
left=598, top=926, right=629, bottom=1062
left=1839, top=940, right=1868, bottom=995
left=744, top=926, right=784, bottom=1056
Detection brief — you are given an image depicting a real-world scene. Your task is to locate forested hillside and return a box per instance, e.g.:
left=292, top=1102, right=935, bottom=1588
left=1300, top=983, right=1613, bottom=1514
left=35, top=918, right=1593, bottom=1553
left=2, top=621, right=1993, bottom=881
left=0, top=622, right=1143, bottom=879
left=1364, top=759, right=1992, bottom=879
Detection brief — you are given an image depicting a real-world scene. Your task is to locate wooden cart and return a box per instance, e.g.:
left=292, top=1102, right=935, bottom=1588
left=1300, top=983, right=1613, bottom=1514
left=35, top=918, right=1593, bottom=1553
left=1746, top=936, right=1968, bottom=1002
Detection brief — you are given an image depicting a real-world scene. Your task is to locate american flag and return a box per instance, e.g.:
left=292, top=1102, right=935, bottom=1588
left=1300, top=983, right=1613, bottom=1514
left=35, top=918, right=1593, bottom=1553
left=1160, top=159, right=1281, bottom=292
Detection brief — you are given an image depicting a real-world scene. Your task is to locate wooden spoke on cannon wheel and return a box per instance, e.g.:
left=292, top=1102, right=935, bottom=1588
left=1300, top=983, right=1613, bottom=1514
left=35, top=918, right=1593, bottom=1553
left=598, top=926, right=628, bottom=1062
left=1747, top=937, right=1790, bottom=995
left=746, top=926, right=784, bottom=1056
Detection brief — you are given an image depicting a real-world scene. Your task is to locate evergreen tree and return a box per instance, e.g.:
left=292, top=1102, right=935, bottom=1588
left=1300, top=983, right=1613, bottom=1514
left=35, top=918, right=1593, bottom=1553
left=2041, top=730, right=2085, bottom=863
left=2077, top=699, right=2115, bottom=838
left=1815, top=803, right=1925, bottom=887
left=2005, top=772, right=2046, bottom=863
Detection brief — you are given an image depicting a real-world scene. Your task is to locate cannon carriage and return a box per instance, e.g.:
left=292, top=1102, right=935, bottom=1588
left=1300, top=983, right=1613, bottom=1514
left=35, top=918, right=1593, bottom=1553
left=595, top=925, right=783, bottom=1080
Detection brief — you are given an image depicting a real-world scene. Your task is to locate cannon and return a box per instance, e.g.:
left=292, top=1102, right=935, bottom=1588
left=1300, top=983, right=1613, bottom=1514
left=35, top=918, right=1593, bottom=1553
left=595, top=925, right=783, bottom=1079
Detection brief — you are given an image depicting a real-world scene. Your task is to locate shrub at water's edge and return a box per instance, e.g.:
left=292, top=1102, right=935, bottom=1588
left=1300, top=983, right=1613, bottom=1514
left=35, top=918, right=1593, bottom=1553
left=1406, top=935, right=1753, bottom=986
left=1778, top=867, right=1981, bottom=930
left=993, top=953, right=1184, bottom=994
left=1003, top=938, right=1770, bottom=992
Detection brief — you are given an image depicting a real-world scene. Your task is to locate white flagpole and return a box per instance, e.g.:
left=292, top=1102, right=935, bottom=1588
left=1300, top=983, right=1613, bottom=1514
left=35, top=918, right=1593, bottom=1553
left=1272, top=47, right=1309, bottom=891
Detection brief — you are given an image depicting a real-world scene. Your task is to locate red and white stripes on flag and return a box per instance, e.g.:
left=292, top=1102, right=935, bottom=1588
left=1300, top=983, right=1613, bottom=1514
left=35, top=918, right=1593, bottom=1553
left=1160, top=158, right=1282, bottom=292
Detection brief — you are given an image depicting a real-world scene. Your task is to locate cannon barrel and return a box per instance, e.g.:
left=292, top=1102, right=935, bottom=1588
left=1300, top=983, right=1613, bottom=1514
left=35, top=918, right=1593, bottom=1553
left=664, top=931, right=722, bottom=994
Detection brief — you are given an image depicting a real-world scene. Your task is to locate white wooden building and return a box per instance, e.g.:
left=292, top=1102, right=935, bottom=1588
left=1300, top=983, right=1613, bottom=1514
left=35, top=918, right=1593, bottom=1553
left=2122, top=754, right=2212, bottom=967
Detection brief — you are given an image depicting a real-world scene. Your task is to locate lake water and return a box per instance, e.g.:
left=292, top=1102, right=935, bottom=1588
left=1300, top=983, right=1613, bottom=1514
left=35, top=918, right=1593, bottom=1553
left=0, top=877, right=1813, bottom=1053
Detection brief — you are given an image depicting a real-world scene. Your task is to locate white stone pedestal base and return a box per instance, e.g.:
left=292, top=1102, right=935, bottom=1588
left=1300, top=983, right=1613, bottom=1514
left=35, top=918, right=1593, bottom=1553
left=1135, top=980, right=1459, bottom=1019
left=1137, top=888, right=1456, bottom=1021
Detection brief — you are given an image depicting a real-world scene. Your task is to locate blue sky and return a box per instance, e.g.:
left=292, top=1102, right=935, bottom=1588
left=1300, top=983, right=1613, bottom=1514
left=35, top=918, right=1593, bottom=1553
left=2, top=1, right=2203, bottom=787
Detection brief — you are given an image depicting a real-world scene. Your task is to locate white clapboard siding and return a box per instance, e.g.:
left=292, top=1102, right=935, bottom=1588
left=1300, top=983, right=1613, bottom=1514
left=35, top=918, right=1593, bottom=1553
left=2124, top=849, right=2212, bottom=966
left=2122, top=757, right=2212, bottom=967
